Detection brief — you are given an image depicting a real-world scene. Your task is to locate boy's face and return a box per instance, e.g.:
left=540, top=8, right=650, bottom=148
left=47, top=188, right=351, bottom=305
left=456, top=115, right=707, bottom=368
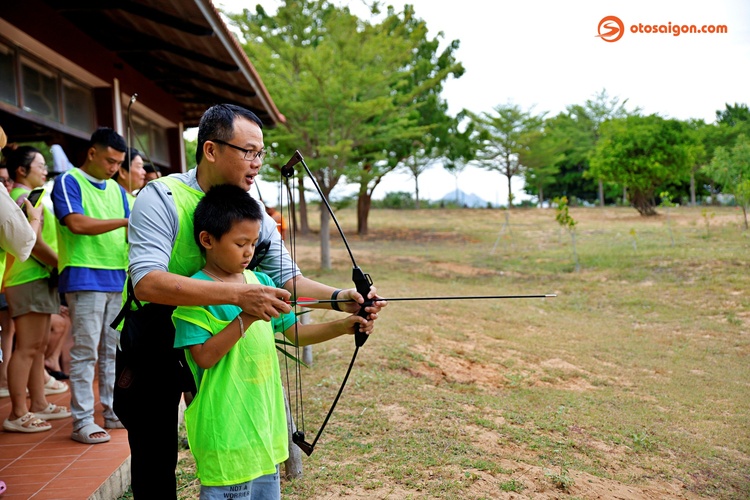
left=202, top=219, right=261, bottom=274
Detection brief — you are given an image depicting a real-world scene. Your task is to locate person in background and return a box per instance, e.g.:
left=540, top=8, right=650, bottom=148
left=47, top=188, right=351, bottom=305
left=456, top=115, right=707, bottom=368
left=112, top=148, right=146, bottom=207
left=2, top=145, right=70, bottom=433
left=143, top=163, right=161, bottom=183
left=45, top=305, right=71, bottom=380
left=0, top=164, right=15, bottom=397
left=52, top=127, right=130, bottom=444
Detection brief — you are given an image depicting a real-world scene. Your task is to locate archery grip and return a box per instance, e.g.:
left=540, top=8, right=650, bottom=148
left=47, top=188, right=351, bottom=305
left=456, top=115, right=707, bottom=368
left=351, top=266, right=373, bottom=347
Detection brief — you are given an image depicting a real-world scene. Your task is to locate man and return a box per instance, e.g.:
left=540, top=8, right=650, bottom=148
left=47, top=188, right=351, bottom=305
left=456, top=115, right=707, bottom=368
left=114, top=104, right=385, bottom=498
left=51, top=128, right=130, bottom=444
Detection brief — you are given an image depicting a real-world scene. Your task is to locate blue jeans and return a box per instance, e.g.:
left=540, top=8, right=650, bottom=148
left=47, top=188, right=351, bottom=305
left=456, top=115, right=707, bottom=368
left=67, top=291, right=121, bottom=429
left=200, top=466, right=281, bottom=500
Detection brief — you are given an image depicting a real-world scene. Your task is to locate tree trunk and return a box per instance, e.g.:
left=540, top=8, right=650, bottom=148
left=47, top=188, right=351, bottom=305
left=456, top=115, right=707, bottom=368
left=283, top=389, right=303, bottom=479
left=598, top=179, right=605, bottom=207
left=414, top=175, right=420, bottom=209
left=297, top=177, right=310, bottom=236
left=690, top=171, right=696, bottom=206
left=743, top=205, right=748, bottom=230
left=631, top=190, right=657, bottom=216
left=506, top=174, right=513, bottom=208
left=319, top=203, right=331, bottom=270
left=538, top=185, right=544, bottom=207
left=357, top=191, right=371, bottom=236
left=622, top=185, right=627, bottom=205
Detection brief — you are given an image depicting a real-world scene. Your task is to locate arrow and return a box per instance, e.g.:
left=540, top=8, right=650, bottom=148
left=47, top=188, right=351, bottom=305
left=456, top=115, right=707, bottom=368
left=288, top=294, right=556, bottom=307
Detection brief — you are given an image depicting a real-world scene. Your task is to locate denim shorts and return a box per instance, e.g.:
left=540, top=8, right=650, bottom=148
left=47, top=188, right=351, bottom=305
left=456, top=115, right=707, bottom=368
left=200, top=466, right=280, bottom=500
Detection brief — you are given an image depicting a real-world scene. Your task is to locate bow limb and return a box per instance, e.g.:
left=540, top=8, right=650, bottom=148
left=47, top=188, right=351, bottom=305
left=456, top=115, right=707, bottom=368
left=281, top=150, right=373, bottom=456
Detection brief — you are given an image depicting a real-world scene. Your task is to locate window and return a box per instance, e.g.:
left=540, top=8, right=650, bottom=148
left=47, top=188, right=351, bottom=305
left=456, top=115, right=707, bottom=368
left=0, top=42, right=17, bottom=106
left=0, top=38, right=95, bottom=132
left=130, top=114, right=169, bottom=165
left=63, top=79, right=94, bottom=132
left=21, top=57, right=59, bottom=121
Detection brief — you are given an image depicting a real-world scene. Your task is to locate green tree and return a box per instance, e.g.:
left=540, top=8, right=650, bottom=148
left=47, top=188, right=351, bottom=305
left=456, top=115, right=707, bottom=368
left=539, top=90, right=634, bottom=206
left=468, top=103, right=544, bottom=208
left=704, top=135, right=750, bottom=229
left=231, top=1, right=427, bottom=267
left=345, top=4, right=465, bottom=226
left=589, top=114, right=693, bottom=216
left=519, top=126, right=565, bottom=206
left=716, top=102, right=750, bottom=127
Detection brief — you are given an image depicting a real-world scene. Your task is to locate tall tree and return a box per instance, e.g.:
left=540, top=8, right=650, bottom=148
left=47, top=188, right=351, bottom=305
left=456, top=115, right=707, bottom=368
left=703, top=134, right=750, bottom=229
left=468, top=103, right=544, bottom=208
left=716, top=102, right=750, bottom=127
left=590, top=114, right=693, bottom=216
left=345, top=4, right=465, bottom=229
left=231, top=1, right=426, bottom=268
left=519, top=126, right=565, bottom=206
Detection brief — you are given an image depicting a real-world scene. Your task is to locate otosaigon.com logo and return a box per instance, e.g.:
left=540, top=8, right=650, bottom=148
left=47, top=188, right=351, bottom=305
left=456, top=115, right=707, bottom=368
left=596, top=15, right=728, bottom=42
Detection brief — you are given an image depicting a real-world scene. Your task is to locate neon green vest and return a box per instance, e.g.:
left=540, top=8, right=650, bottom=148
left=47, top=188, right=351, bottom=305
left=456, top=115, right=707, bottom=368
left=56, top=168, right=128, bottom=273
left=0, top=251, right=6, bottom=285
left=174, top=271, right=288, bottom=486
left=156, top=176, right=206, bottom=277
left=5, top=187, right=57, bottom=286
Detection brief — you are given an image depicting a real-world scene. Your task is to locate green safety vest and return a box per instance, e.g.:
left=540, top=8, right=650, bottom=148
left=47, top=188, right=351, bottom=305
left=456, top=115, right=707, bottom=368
left=56, top=168, right=128, bottom=273
left=173, top=270, right=288, bottom=486
left=4, top=186, right=58, bottom=286
left=156, top=176, right=206, bottom=277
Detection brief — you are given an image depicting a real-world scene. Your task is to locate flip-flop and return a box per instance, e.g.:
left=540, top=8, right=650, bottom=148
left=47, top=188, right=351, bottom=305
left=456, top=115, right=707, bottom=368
left=2, top=412, right=51, bottom=433
left=33, top=403, right=71, bottom=420
left=0, top=479, right=6, bottom=495
left=71, top=422, right=110, bottom=444
left=43, top=377, right=68, bottom=395
left=104, top=418, right=125, bottom=429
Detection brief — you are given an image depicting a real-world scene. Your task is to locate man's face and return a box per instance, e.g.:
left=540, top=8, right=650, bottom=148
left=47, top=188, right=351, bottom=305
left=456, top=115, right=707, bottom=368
left=207, top=118, right=264, bottom=191
left=0, top=167, right=12, bottom=191
left=86, top=146, right=125, bottom=179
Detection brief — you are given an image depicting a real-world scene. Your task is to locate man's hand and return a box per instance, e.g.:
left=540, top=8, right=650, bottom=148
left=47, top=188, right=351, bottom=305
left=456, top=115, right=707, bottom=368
left=337, top=285, right=386, bottom=320
left=237, top=285, right=292, bottom=321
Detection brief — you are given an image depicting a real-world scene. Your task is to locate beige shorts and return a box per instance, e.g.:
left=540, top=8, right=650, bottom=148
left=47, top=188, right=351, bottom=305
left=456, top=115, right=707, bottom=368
left=5, top=278, right=60, bottom=318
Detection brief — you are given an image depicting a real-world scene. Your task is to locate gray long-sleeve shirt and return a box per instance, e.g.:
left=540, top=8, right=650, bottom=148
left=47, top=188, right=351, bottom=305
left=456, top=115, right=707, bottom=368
left=128, top=168, right=299, bottom=288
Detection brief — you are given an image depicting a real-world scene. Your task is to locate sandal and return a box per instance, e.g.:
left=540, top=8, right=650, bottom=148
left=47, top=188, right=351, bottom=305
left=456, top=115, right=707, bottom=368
left=44, top=377, right=68, bottom=395
left=71, top=422, right=110, bottom=444
left=33, top=403, right=71, bottom=420
left=3, top=412, right=51, bottom=433
left=104, top=418, right=125, bottom=429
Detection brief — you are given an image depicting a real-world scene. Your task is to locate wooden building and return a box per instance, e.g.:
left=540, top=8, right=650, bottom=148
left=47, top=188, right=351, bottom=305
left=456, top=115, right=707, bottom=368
left=0, top=0, right=284, bottom=173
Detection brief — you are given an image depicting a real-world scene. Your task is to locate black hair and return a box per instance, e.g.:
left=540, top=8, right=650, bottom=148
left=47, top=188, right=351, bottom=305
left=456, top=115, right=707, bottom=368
left=193, top=184, right=264, bottom=247
left=144, top=163, right=160, bottom=174
left=112, top=147, right=141, bottom=181
left=88, top=127, right=127, bottom=153
left=1, top=145, right=42, bottom=181
left=196, top=104, right=263, bottom=165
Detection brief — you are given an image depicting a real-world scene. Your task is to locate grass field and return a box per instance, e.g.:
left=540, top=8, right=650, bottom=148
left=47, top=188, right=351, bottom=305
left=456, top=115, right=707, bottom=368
left=174, top=205, right=750, bottom=499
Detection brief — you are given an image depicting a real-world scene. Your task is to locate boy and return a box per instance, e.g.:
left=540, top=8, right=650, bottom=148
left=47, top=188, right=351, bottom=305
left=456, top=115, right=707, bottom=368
left=173, top=184, right=371, bottom=499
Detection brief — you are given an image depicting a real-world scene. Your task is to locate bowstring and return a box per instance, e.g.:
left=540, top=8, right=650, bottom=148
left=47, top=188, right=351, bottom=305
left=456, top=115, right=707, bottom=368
left=281, top=167, right=305, bottom=440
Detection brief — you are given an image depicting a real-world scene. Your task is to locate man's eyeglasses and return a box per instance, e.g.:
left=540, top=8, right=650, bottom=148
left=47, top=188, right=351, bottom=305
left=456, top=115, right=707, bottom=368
left=0, top=177, right=8, bottom=185
left=211, top=139, right=267, bottom=162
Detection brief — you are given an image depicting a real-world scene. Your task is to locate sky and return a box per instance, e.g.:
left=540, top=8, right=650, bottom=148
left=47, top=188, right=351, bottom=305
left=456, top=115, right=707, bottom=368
left=214, top=0, right=750, bottom=206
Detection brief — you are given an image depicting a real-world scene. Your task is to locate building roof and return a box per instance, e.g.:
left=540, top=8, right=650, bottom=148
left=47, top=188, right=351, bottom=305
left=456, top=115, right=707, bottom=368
left=40, top=0, right=285, bottom=128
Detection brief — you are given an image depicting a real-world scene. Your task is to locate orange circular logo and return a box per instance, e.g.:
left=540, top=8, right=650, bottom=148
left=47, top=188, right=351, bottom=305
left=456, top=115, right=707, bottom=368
left=597, top=15, right=625, bottom=42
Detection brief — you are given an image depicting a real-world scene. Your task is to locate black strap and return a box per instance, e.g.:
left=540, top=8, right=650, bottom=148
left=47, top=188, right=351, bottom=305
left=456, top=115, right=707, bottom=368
left=109, top=276, right=142, bottom=330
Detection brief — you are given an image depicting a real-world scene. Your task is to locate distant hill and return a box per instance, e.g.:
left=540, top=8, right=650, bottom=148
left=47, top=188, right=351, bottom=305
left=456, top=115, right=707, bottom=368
left=439, top=189, right=491, bottom=208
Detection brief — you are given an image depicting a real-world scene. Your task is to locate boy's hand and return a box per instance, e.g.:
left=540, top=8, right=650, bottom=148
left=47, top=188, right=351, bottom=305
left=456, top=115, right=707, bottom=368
left=342, top=314, right=374, bottom=336
left=238, top=285, right=291, bottom=321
